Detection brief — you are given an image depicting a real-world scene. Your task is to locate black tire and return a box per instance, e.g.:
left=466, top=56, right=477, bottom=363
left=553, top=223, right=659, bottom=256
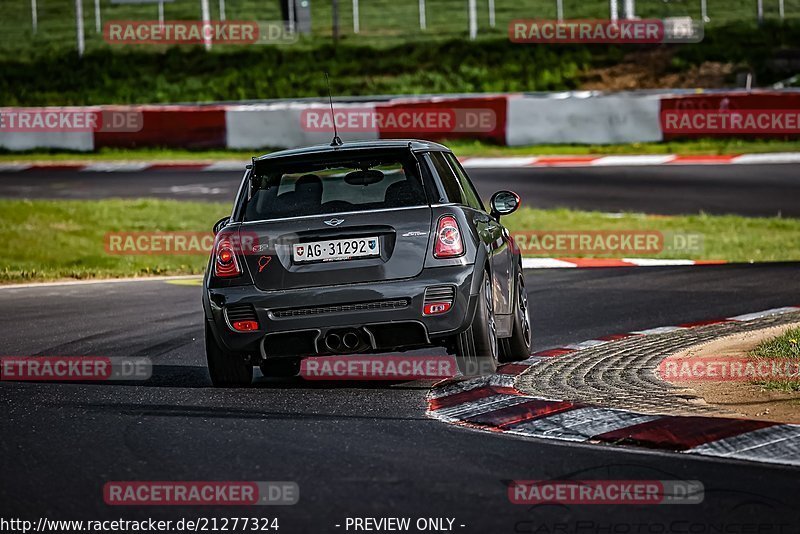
left=454, top=269, right=498, bottom=376
left=205, top=323, right=253, bottom=387
left=500, top=271, right=532, bottom=362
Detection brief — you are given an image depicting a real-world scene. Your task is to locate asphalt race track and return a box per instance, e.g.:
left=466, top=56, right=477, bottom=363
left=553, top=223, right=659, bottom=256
left=2, top=263, right=800, bottom=530
left=1, top=163, right=799, bottom=216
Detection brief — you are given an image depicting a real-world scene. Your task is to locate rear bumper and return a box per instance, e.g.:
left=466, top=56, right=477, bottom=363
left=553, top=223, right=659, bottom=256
left=204, top=265, right=478, bottom=356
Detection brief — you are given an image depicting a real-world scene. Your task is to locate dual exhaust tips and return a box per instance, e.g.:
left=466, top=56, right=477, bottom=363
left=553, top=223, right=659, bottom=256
left=324, top=329, right=363, bottom=353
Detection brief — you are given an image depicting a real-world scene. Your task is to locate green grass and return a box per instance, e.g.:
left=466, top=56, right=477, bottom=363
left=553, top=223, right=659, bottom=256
left=750, top=326, right=800, bottom=392
left=0, top=199, right=228, bottom=283
left=4, top=0, right=799, bottom=57
left=503, top=208, right=800, bottom=260
left=2, top=138, right=800, bottom=163
left=1, top=200, right=798, bottom=284
left=3, top=0, right=800, bottom=57
left=3, top=20, right=800, bottom=106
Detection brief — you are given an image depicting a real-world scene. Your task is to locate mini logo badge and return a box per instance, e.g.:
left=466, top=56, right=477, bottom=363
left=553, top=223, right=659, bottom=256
left=324, top=218, right=345, bottom=227
left=402, top=231, right=428, bottom=237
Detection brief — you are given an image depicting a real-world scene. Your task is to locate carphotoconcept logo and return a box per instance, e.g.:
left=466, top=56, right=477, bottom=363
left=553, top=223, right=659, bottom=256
left=104, top=21, right=297, bottom=45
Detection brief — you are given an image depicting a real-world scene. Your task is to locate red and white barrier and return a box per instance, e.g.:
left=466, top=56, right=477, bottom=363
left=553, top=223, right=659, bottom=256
left=507, top=93, right=663, bottom=145
left=1, top=91, right=798, bottom=151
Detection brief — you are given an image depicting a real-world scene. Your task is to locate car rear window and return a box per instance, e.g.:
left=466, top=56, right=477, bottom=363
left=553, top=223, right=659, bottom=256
left=243, top=153, right=428, bottom=221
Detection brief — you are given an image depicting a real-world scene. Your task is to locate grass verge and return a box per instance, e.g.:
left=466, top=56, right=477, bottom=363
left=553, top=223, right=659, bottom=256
left=0, top=199, right=228, bottom=283
left=2, top=138, right=800, bottom=163
left=750, top=326, right=800, bottom=392
left=1, top=200, right=799, bottom=284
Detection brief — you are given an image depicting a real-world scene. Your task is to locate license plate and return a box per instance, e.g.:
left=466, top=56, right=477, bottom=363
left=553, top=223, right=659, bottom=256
left=293, top=237, right=380, bottom=263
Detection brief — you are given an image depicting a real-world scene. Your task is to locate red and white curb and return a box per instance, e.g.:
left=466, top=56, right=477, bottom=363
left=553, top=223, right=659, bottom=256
left=521, top=258, right=727, bottom=269
left=460, top=152, right=800, bottom=168
left=0, top=161, right=247, bottom=173
left=2, top=152, right=800, bottom=173
left=427, top=306, right=800, bottom=467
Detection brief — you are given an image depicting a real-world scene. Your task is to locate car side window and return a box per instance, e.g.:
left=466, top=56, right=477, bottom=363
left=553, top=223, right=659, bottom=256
left=445, top=153, right=484, bottom=211
left=428, top=152, right=463, bottom=205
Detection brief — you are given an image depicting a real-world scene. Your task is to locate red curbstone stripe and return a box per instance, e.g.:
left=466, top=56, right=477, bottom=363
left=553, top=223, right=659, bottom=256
left=693, top=260, right=728, bottom=265
left=668, top=155, right=737, bottom=164
left=594, top=416, right=776, bottom=451
left=428, top=386, right=519, bottom=411
left=677, top=318, right=731, bottom=328
left=530, top=348, right=575, bottom=357
left=465, top=399, right=578, bottom=428
left=496, top=364, right=531, bottom=375
left=532, top=156, right=596, bottom=166
left=559, top=258, right=634, bottom=268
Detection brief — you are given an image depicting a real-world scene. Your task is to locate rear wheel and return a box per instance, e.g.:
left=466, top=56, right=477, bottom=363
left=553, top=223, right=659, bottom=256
left=454, top=270, right=498, bottom=376
left=205, top=323, right=253, bottom=387
left=500, top=271, right=532, bottom=362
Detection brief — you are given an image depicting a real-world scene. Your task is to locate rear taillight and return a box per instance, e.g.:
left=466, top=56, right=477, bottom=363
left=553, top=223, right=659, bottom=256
left=231, top=320, right=259, bottom=332
left=433, top=215, right=464, bottom=259
left=213, top=234, right=242, bottom=278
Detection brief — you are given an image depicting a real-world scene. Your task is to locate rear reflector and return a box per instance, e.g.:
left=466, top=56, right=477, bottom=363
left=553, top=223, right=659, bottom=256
left=423, top=302, right=452, bottom=315
left=433, top=215, right=464, bottom=258
left=423, top=285, right=456, bottom=316
left=225, top=304, right=259, bottom=332
left=231, top=320, right=259, bottom=332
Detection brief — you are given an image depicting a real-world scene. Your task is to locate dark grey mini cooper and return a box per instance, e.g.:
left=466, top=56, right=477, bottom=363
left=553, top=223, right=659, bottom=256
left=203, top=140, right=531, bottom=386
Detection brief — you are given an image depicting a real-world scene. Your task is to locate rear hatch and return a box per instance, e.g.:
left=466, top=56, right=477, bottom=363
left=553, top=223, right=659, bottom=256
left=239, top=147, right=434, bottom=291
left=242, top=208, right=432, bottom=290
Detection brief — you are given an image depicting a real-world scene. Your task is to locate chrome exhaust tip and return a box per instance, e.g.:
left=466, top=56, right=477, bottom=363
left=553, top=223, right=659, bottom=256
left=342, top=331, right=360, bottom=350
left=324, top=333, right=342, bottom=352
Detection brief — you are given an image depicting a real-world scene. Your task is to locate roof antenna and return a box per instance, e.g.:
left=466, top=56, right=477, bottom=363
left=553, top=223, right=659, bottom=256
left=325, top=72, right=343, bottom=147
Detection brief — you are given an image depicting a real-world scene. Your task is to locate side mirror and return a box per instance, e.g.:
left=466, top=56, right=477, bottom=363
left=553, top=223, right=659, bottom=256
left=490, top=191, right=520, bottom=219
left=213, top=217, right=231, bottom=235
